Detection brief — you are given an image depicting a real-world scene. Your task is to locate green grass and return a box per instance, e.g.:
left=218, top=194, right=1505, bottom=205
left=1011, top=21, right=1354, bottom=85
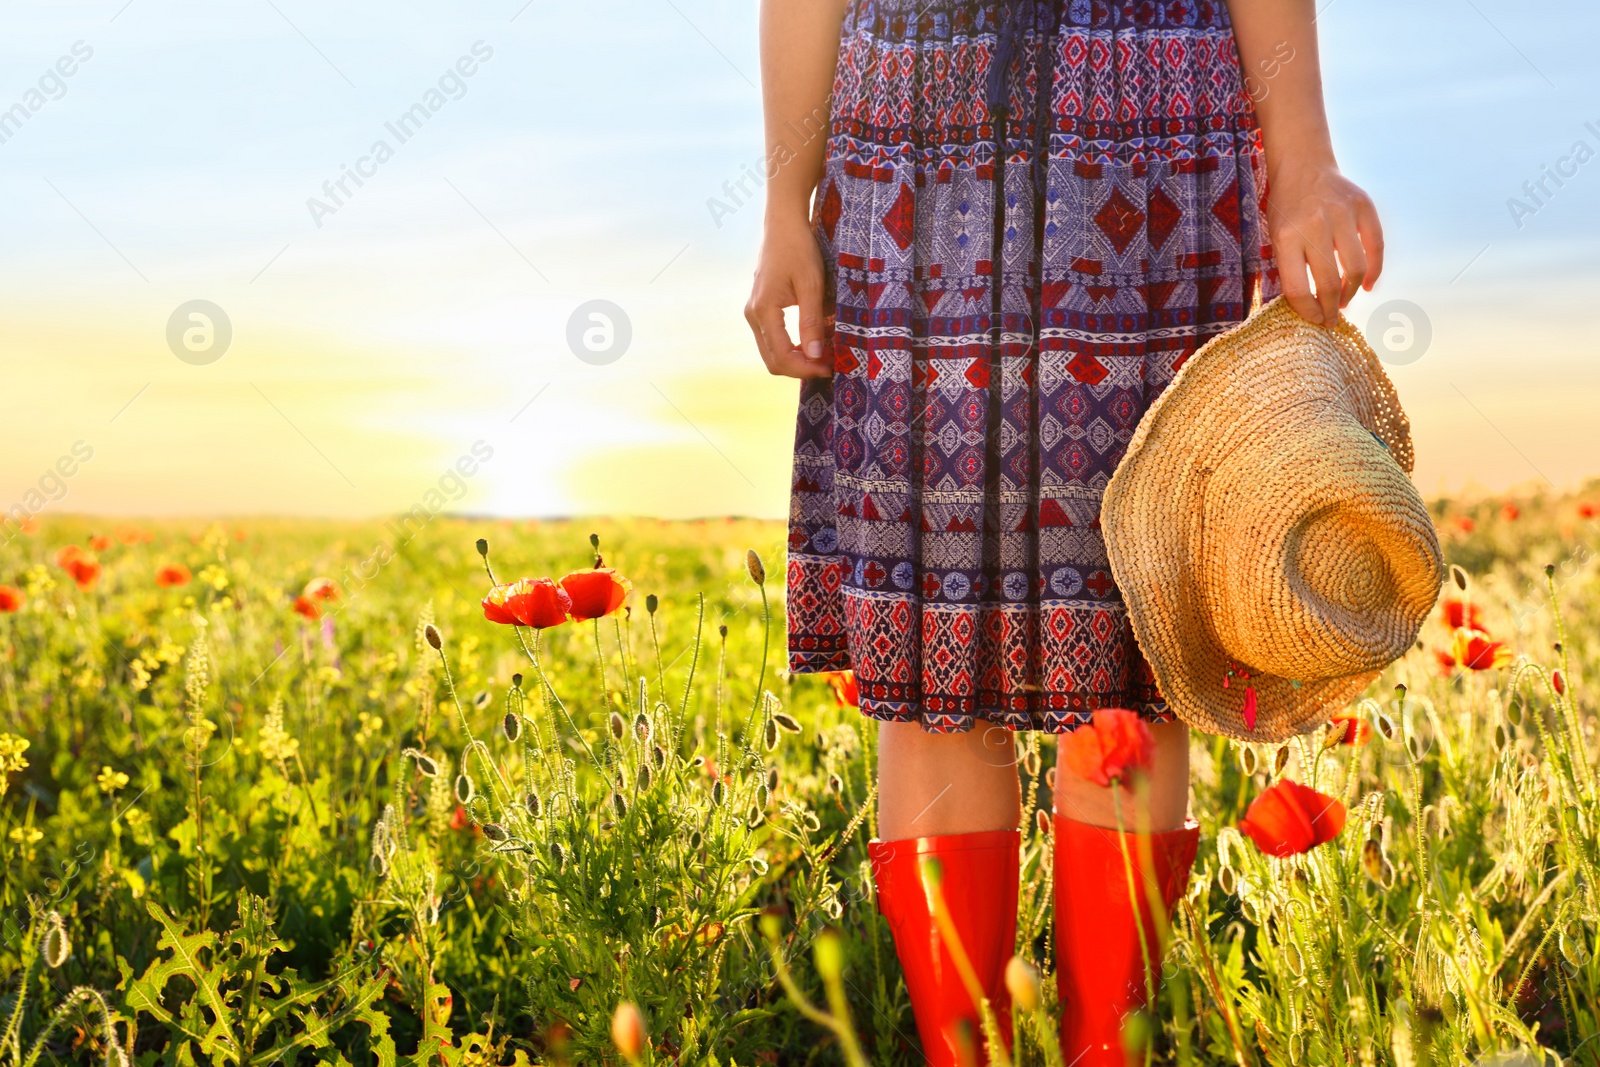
left=0, top=495, right=1595, bottom=1065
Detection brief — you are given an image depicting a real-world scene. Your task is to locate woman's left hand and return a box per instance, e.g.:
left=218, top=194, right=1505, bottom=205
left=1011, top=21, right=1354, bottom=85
left=1266, top=161, right=1384, bottom=325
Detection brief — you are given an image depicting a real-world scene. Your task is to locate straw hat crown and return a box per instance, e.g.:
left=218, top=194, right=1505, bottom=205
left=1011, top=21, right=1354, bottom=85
left=1103, top=296, right=1443, bottom=742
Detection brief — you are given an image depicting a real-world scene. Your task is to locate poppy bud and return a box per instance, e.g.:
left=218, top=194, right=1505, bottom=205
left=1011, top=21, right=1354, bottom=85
left=747, top=803, right=764, bottom=828
left=608, top=1004, right=646, bottom=1062
left=637, top=762, right=653, bottom=790
left=609, top=712, right=625, bottom=740
left=764, top=718, right=779, bottom=751
left=474, top=690, right=491, bottom=708
left=827, top=773, right=843, bottom=794
left=475, top=538, right=488, bottom=557
left=767, top=766, right=780, bottom=792
left=613, top=792, right=629, bottom=818
left=646, top=593, right=658, bottom=615
left=718, top=624, right=728, bottom=639
left=550, top=841, right=567, bottom=867
left=525, top=792, right=542, bottom=818
left=634, top=713, right=651, bottom=742
left=813, top=929, right=843, bottom=982
left=415, top=754, right=439, bottom=778
left=1004, top=956, right=1040, bottom=1013
left=424, top=624, right=443, bottom=650
left=503, top=712, right=521, bottom=742
left=589, top=532, right=601, bottom=551
left=652, top=744, right=666, bottom=769
left=773, top=712, right=802, bottom=734
left=746, top=549, right=766, bottom=586
left=1275, top=745, right=1290, bottom=775
left=42, top=914, right=69, bottom=968
left=1553, top=669, right=1567, bottom=696
left=511, top=672, right=523, bottom=689
left=711, top=780, right=726, bottom=806
left=455, top=774, right=475, bottom=804
left=689, top=829, right=703, bottom=850
left=483, top=823, right=509, bottom=842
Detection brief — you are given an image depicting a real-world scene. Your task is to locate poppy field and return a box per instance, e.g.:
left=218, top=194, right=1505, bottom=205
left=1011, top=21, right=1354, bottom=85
left=0, top=491, right=1597, bottom=1066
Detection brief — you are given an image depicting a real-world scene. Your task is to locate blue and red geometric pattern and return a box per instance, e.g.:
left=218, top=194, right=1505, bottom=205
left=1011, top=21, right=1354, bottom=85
left=787, top=0, right=1278, bottom=733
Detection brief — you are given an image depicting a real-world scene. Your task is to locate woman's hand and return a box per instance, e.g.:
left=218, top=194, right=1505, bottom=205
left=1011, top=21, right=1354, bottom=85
left=1267, top=160, right=1384, bottom=326
left=745, top=211, right=833, bottom=379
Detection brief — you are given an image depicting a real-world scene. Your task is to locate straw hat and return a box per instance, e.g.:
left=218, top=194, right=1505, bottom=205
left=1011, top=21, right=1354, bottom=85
left=1103, top=296, right=1444, bottom=742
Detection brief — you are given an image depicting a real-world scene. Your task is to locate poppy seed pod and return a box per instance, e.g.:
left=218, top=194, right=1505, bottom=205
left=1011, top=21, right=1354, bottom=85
left=645, top=593, right=658, bottom=615
left=475, top=538, right=488, bottom=557
left=511, top=672, right=523, bottom=689
left=424, top=624, right=443, bottom=650
left=718, top=624, right=728, bottom=639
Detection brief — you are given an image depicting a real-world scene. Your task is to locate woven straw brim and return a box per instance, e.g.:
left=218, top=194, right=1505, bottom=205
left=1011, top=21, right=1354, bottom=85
left=1103, top=297, right=1443, bottom=743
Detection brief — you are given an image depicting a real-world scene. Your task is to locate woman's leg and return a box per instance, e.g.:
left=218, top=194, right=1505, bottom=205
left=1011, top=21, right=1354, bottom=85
left=1053, top=719, right=1198, bottom=1066
left=877, top=718, right=1022, bottom=840
left=1052, top=719, right=1190, bottom=830
left=870, top=719, right=1023, bottom=1066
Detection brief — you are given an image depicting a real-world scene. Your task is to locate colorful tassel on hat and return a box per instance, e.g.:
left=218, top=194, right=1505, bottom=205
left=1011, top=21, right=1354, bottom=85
left=1243, top=686, right=1258, bottom=732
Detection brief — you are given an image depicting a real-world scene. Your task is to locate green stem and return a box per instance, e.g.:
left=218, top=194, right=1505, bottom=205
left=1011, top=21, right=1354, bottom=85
left=1113, top=786, right=1157, bottom=1067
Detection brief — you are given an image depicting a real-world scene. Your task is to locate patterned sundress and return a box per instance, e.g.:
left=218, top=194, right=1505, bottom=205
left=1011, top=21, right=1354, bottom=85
left=786, top=0, right=1279, bottom=733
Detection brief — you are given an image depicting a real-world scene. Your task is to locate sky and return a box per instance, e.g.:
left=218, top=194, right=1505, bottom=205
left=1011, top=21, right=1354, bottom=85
left=1, top=0, right=1597, bottom=521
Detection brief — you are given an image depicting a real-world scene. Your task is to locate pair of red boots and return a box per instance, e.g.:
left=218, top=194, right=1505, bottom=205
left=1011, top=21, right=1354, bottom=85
left=867, top=815, right=1199, bottom=1067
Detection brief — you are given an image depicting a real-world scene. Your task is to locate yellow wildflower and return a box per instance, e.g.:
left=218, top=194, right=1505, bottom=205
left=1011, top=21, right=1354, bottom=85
left=97, top=766, right=130, bottom=794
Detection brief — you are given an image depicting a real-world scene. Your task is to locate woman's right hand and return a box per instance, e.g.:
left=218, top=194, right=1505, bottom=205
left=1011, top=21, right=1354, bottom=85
left=744, top=210, right=833, bottom=379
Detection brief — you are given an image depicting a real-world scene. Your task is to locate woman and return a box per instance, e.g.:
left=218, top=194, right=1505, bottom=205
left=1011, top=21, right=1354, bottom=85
left=746, top=0, right=1382, bottom=1062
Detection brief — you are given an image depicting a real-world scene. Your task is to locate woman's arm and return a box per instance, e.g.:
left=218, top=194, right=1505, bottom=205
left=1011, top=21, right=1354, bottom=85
left=1226, top=0, right=1383, bottom=325
left=744, top=0, right=847, bottom=378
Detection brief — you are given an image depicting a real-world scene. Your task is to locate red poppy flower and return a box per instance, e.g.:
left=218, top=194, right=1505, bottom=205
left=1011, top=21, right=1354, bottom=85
left=303, top=577, right=339, bottom=602
left=1434, top=648, right=1458, bottom=676
left=559, top=568, right=631, bottom=621
left=1451, top=628, right=1512, bottom=671
left=292, top=595, right=321, bottom=621
left=0, top=586, right=23, bottom=613
left=89, top=534, right=112, bottom=552
left=56, top=547, right=101, bottom=590
left=1239, top=779, right=1346, bottom=857
left=155, top=564, right=191, bottom=588
left=1580, top=503, right=1597, bottom=520
left=824, top=670, right=859, bottom=709
left=450, top=805, right=470, bottom=832
left=1455, top=516, right=1475, bottom=534
left=482, top=578, right=571, bottom=628
left=1059, top=707, right=1154, bottom=788
left=1441, top=597, right=1483, bottom=632
left=1501, top=503, right=1520, bottom=522
left=17, top=516, right=39, bottom=536
left=1328, top=708, right=1371, bottom=746
left=1553, top=669, right=1566, bottom=696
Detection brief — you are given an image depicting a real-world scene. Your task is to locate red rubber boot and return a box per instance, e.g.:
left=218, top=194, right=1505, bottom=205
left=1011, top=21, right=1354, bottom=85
left=868, top=830, right=1020, bottom=1067
left=1054, top=814, right=1199, bottom=1066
